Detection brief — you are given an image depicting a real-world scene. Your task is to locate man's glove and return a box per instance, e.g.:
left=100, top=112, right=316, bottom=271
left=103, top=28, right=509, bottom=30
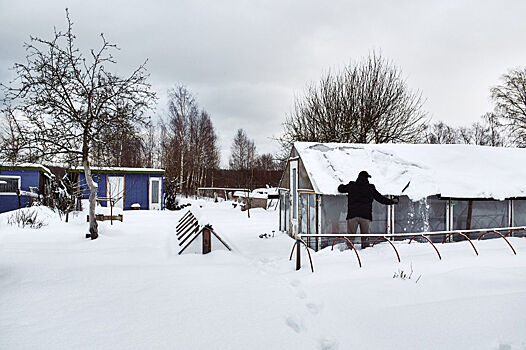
left=392, top=196, right=400, bottom=204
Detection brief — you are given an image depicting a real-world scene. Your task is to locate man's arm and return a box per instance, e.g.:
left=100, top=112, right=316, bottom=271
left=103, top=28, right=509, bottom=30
left=372, top=186, right=395, bottom=205
left=338, top=182, right=352, bottom=193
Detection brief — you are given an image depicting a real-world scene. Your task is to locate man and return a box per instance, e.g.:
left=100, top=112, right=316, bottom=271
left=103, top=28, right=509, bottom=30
left=338, top=171, right=398, bottom=249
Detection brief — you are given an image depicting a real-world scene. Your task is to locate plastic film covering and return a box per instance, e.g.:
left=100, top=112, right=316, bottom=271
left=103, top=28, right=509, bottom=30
left=511, top=199, right=526, bottom=237
left=394, top=196, right=446, bottom=242
left=300, top=194, right=308, bottom=234
left=279, top=192, right=290, bottom=233
left=299, top=193, right=317, bottom=249
left=371, top=200, right=387, bottom=235
left=309, top=195, right=316, bottom=235
left=513, top=200, right=526, bottom=230
left=319, top=195, right=388, bottom=249
left=453, top=199, right=507, bottom=239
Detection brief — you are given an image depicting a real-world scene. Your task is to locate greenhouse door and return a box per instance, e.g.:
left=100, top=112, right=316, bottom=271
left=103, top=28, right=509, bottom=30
left=290, top=160, right=298, bottom=235
left=149, top=177, right=162, bottom=210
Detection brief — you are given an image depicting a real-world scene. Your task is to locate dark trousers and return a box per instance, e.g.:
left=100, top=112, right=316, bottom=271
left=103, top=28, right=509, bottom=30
left=347, top=217, right=371, bottom=248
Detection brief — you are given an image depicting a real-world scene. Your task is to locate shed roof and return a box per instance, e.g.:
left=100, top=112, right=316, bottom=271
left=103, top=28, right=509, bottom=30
left=0, top=163, right=53, bottom=176
left=69, top=166, right=165, bottom=174
left=293, top=142, right=526, bottom=200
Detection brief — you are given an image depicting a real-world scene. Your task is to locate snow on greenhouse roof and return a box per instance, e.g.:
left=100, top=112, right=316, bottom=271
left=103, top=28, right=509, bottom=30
left=294, top=142, right=526, bottom=200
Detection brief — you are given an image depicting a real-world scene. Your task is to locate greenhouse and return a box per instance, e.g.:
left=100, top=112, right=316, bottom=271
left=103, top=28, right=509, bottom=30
left=279, top=142, right=526, bottom=250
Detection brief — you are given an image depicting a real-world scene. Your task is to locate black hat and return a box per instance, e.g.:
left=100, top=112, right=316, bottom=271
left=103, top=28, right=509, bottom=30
left=358, top=170, right=371, bottom=178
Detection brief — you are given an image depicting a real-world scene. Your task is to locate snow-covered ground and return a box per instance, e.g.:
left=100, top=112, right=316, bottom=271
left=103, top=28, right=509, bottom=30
left=1, top=200, right=525, bottom=350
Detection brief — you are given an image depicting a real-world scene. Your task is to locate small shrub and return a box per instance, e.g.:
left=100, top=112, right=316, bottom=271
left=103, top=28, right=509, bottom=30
left=393, top=263, right=422, bottom=283
left=7, top=209, right=47, bottom=229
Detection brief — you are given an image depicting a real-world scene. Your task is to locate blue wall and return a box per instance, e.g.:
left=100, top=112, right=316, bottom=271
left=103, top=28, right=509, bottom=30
left=77, top=171, right=163, bottom=210
left=0, top=168, right=41, bottom=213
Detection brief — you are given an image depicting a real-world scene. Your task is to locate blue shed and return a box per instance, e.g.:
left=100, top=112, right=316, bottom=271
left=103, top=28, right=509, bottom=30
left=71, top=167, right=165, bottom=210
left=0, top=164, right=54, bottom=213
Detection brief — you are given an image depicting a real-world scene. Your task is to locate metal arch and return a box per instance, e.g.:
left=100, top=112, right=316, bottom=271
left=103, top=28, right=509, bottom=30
left=441, top=232, right=479, bottom=256
left=371, top=236, right=401, bottom=263
left=504, top=228, right=526, bottom=237
left=330, top=236, right=362, bottom=268
left=289, top=239, right=314, bottom=272
left=408, top=235, right=442, bottom=260
left=289, top=241, right=297, bottom=261
left=298, top=238, right=315, bottom=273
left=477, top=230, right=517, bottom=255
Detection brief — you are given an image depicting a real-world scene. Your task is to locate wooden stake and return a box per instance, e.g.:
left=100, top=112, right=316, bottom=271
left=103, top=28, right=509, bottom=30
left=202, top=227, right=211, bottom=254
left=296, top=239, right=301, bottom=270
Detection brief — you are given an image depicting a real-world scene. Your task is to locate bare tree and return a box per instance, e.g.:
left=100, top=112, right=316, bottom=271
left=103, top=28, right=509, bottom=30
left=92, top=116, right=146, bottom=168
left=424, top=115, right=507, bottom=146
left=0, top=10, right=156, bottom=239
left=229, top=128, right=256, bottom=171
left=425, top=121, right=459, bottom=144
left=0, top=109, right=34, bottom=163
left=280, top=52, right=426, bottom=149
left=482, top=112, right=507, bottom=147
left=160, top=86, right=220, bottom=195
left=491, top=67, right=526, bottom=146
left=256, top=153, right=280, bottom=171
left=163, top=85, right=198, bottom=193
left=143, top=117, right=159, bottom=168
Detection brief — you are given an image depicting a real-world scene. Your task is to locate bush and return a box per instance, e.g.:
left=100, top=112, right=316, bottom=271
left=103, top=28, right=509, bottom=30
left=7, top=209, right=47, bottom=229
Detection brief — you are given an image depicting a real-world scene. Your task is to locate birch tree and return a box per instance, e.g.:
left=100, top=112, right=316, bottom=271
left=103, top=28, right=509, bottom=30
left=229, top=128, right=256, bottom=171
left=0, top=10, right=156, bottom=239
left=161, top=86, right=220, bottom=195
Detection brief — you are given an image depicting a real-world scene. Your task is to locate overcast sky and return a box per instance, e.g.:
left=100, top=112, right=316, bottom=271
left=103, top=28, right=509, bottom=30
left=1, top=0, right=526, bottom=167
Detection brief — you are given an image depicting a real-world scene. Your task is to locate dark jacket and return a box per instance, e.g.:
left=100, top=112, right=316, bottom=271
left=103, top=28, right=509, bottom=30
left=338, top=174, right=394, bottom=221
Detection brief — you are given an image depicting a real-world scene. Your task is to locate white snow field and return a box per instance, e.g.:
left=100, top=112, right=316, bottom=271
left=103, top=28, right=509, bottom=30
left=1, top=200, right=526, bottom=350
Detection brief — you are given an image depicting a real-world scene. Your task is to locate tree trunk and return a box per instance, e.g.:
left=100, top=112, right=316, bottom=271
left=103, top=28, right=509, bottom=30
left=179, top=149, right=184, bottom=195
left=83, top=157, right=99, bottom=239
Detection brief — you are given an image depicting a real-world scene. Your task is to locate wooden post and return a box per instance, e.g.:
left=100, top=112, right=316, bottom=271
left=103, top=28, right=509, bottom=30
left=295, top=239, right=301, bottom=270
left=466, top=200, right=473, bottom=230
left=16, top=188, right=21, bottom=209
left=247, top=189, right=250, bottom=219
left=202, top=227, right=212, bottom=254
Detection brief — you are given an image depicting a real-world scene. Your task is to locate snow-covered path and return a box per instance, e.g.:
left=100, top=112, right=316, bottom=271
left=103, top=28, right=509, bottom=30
left=1, top=200, right=526, bottom=349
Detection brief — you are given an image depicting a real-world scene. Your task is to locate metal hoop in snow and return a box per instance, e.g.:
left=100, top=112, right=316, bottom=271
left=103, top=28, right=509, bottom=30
left=289, top=239, right=314, bottom=272
left=441, top=232, right=478, bottom=256
left=371, top=237, right=401, bottom=263
left=330, top=236, right=362, bottom=268
left=477, top=230, right=517, bottom=255
left=504, top=228, right=526, bottom=237
left=408, top=235, right=442, bottom=260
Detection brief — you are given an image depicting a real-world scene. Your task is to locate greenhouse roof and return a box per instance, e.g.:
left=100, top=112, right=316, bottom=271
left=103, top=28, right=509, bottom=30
left=294, top=142, right=526, bottom=200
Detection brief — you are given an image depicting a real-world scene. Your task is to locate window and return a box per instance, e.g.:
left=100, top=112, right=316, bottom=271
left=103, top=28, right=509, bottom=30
left=0, top=176, right=20, bottom=194
left=151, top=180, right=159, bottom=204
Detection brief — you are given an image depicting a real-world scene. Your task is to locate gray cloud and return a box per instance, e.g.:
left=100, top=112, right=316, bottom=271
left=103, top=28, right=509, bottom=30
left=2, top=0, right=526, bottom=166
